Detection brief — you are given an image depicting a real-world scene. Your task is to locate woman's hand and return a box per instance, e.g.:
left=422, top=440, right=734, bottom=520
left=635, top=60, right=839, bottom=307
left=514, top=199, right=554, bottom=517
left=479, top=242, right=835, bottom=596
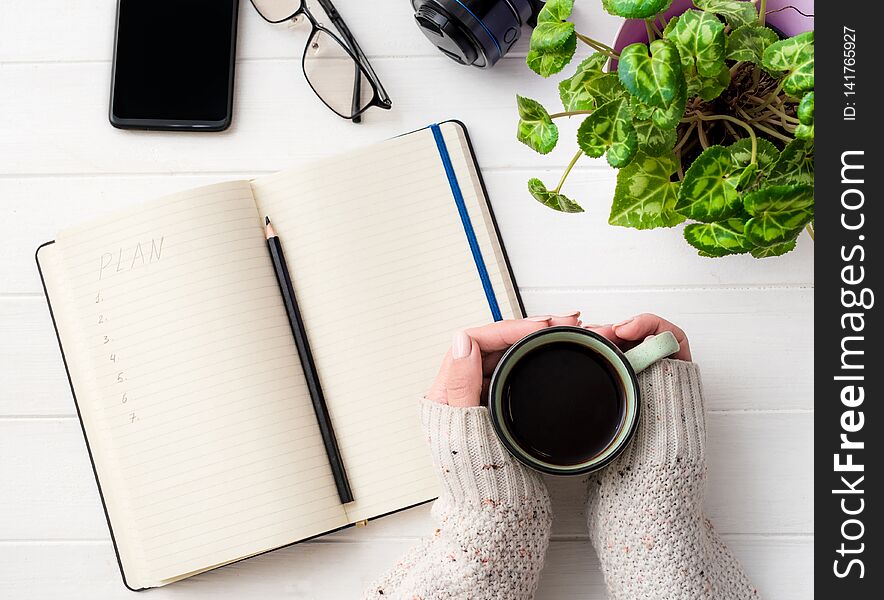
left=426, top=312, right=689, bottom=408
left=426, top=313, right=581, bottom=407
left=587, top=313, right=691, bottom=362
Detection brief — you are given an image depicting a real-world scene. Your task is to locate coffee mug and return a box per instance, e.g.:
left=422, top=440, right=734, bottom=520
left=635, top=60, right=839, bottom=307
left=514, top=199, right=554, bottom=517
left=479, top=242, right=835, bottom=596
left=488, top=326, right=680, bottom=476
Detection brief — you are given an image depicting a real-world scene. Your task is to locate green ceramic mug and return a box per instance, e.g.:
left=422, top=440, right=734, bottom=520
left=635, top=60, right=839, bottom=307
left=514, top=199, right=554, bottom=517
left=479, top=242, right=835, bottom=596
left=488, top=326, right=680, bottom=475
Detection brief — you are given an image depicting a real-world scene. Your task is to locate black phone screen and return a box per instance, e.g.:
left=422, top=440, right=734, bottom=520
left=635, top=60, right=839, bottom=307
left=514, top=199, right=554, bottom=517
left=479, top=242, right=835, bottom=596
left=110, top=0, right=239, bottom=130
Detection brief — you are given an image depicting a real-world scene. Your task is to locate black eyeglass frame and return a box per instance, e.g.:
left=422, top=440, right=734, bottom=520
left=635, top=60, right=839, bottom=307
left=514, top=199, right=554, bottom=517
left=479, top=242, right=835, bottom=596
left=249, top=0, right=392, bottom=121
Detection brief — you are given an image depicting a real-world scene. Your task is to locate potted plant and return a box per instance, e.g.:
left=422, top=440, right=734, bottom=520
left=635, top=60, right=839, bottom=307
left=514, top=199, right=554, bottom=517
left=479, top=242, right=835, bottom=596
left=516, top=0, right=814, bottom=258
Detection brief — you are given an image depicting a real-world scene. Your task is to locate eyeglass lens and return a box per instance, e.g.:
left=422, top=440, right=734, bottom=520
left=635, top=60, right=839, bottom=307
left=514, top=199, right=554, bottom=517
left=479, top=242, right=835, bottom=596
left=251, top=0, right=303, bottom=23
left=303, top=29, right=374, bottom=118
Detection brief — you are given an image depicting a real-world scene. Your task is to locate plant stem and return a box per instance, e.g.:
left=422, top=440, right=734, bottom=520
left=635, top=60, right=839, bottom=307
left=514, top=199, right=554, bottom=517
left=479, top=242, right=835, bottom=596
left=764, top=104, right=800, bottom=123
left=806, top=222, right=814, bottom=240
left=673, top=122, right=696, bottom=152
left=749, top=80, right=785, bottom=114
left=697, top=121, right=710, bottom=149
left=555, top=150, right=583, bottom=194
left=645, top=19, right=656, bottom=42
left=733, top=106, right=795, bottom=142
left=575, top=32, right=620, bottom=59
left=696, top=114, right=758, bottom=163
left=655, top=12, right=669, bottom=33
left=759, top=0, right=767, bottom=27
left=723, top=120, right=740, bottom=139
left=751, top=120, right=795, bottom=143
left=549, top=110, right=594, bottom=119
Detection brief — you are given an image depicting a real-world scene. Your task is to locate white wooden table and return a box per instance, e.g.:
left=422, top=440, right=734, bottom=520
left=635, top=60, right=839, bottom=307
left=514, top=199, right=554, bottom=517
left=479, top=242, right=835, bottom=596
left=0, top=2, right=813, bottom=598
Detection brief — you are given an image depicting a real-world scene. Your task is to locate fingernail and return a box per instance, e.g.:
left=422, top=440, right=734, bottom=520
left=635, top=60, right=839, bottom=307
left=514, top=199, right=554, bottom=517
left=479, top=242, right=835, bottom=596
left=613, top=317, right=635, bottom=328
left=451, top=331, right=472, bottom=359
left=584, top=323, right=607, bottom=329
left=527, top=315, right=552, bottom=322
left=553, top=310, right=581, bottom=318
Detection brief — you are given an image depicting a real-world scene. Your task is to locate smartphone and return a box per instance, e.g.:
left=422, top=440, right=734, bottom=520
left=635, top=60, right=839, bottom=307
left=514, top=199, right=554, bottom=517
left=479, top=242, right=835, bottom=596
left=110, top=0, right=239, bottom=131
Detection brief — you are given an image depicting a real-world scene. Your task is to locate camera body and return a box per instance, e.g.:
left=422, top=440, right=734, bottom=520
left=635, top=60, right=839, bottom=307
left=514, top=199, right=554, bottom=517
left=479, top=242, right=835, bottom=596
left=412, top=0, right=544, bottom=68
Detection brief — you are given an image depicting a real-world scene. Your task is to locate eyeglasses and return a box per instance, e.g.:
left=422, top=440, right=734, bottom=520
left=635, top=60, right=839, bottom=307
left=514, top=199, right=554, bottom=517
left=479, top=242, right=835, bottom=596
left=249, top=0, right=392, bottom=123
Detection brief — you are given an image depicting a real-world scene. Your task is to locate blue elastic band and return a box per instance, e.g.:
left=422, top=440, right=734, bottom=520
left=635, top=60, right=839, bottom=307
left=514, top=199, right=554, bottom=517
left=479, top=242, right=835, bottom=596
left=430, top=123, right=503, bottom=322
left=452, top=0, right=502, bottom=56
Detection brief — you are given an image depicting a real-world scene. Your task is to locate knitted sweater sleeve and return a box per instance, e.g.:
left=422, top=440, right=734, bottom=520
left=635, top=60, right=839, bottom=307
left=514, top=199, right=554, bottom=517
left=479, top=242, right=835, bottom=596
left=587, top=359, right=760, bottom=599
left=363, top=400, right=553, bottom=600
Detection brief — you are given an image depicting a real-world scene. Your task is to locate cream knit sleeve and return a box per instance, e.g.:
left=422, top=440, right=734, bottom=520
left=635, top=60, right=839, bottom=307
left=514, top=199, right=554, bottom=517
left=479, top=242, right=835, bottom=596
left=363, top=400, right=553, bottom=600
left=587, top=359, right=760, bottom=600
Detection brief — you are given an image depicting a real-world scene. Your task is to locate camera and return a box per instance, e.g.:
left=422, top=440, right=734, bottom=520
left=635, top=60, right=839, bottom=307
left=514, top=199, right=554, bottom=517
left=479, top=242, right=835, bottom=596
left=412, top=0, right=544, bottom=68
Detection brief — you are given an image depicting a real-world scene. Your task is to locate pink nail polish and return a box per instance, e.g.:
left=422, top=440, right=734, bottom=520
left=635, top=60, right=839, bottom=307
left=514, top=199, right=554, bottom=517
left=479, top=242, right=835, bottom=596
left=451, top=331, right=472, bottom=359
left=527, top=315, right=552, bottom=322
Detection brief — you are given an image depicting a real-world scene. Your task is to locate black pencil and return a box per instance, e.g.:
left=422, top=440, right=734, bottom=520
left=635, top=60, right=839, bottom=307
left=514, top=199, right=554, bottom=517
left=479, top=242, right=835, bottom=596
left=264, top=216, right=353, bottom=504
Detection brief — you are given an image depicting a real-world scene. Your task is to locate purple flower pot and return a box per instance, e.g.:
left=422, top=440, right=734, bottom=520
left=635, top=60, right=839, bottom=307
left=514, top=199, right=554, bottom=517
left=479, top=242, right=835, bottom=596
left=610, top=0, right=815, bottom=69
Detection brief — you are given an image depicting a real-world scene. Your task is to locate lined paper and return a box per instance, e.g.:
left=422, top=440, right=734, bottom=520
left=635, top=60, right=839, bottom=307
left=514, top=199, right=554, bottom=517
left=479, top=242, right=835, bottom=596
left=251, top=123, right=520, bottom=523
left=42, top=124, right=522, bottom=588
left=45, top=181, right=346, bottom=588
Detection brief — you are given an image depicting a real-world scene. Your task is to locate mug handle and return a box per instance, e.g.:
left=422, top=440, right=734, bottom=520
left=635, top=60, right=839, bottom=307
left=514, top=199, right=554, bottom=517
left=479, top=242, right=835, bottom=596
left=623, top=331, right=681, bottom=374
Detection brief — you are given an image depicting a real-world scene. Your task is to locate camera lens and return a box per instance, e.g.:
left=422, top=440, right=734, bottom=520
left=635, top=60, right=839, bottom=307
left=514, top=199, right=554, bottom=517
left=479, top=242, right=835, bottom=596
left=411, top=0, right=539, bottom=68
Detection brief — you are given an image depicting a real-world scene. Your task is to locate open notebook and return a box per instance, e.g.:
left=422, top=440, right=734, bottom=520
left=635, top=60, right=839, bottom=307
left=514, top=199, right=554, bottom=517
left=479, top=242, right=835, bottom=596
left=37, top=121, right=523, bottom=590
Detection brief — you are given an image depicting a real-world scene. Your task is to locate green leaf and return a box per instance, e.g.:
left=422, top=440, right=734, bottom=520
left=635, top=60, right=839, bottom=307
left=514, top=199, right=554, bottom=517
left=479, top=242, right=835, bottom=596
left=531, top=20, right=576, bottom=51
left=662, top=14, right=679, bottom=38
left=762, top=31, right=814, bottom=96
left=751, top=238, right=798, bottom=258
left=558, top=57, right=626, bottom=111
left=666, top=9, right=727, bottom=78
left=527, top=0, right=577, bottom=77
left=618, top=40, right=684, bottom=108
left=538, top=0, right=575, bottom=22
left=743, top=184, right=814, bottom=246
left=684, top=218, right=754, bottom=257
left=796, top=91, right=814, bottom=140
left=743, top=184, right=814, bottom=215
left=601, top=0, right=673, bottom=19
left=726, top=24, right=779, bottom=64
left=631, top=78, right=687, bottom=128
left=584, top=74, right=629, bottom=105
left=609, top=152, right=685, bottom=229
left=577, top=98, right=638, bottom=167
left=795, top=123, right=814, bottom=139
left=729, top=137, right=780, bottom=178
left=665, top=9, right=730, bottom=100
left=558, top=54, right=610, bottom=110
left=798, top=91, right=814, bottom=123
left=527, top=34, right=577, bottom=77
left=768, top=139, right=814, bottom=185
left=516, top=96, right=559, bottom=154
left=694, top=0, right=759, bottom=28
left=745, top=209, right=812, bottom=246
left=634, top=118, right=678, bottom=155
left=697, top=63, right=731, bottom=101
left=676, top=146, right=744, bottom=222
left=528, top=177, right=584, bottom=213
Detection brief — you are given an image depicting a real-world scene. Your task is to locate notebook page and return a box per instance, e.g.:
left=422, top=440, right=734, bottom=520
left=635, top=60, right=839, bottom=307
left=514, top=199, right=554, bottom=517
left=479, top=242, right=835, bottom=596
left=251, top=126, right=520, bottom=523
left=440, top=123, right=524, bottom=318
left=47, top=181, right=347, bottom=587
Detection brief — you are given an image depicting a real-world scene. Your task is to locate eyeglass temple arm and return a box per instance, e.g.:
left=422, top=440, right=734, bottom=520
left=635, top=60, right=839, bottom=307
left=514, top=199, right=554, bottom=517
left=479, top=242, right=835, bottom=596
left=351, top=65, right=362, bottom=124
left=314, top=0, right=390, bottom=104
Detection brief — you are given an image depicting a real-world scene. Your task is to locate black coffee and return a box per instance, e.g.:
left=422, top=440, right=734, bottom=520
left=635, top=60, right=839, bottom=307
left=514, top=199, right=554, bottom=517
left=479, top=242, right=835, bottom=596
left=502, top=341, right=625, bottom=466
